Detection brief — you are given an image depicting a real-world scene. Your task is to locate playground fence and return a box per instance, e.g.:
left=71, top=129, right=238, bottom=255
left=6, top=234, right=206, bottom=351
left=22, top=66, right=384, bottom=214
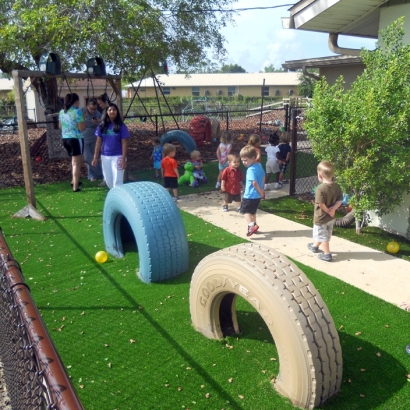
left=0, top=229, right=84, bottom=410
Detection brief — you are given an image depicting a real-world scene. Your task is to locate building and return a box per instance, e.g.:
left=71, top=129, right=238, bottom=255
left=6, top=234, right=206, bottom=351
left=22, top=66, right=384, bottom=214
left=0, top=78, right=13, bottom=99
left=281, top=0, right=410, bottom=238
left=282, top=55, right=365, bottom=90
left=126, top=73, right=301, bottom=99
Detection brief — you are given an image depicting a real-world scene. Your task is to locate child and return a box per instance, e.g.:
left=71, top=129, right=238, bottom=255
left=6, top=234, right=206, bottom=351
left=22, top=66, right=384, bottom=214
left=307, top=161, right=343, bottom=262
left=264, top=133, right=280, bottom=190
left=221, top=153, right=244, bottom=212
left=276, top=131, right=292, bottom=186
left=191, top=150, right=206, bottom=183
left=215, top=131, right=233, bottom=189
left=239, top=146, right=265, bottom=236
left=247, top=134, right=261, bottom=163
left=151, top=137, right=163, bottom=178
left=161, top=143, right=180, bottom=202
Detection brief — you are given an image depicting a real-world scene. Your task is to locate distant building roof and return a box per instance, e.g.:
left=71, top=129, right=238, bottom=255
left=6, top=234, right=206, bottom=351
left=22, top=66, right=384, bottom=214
left=282, top=55, right=363, bottom=71
left=126, top=72, right=300, bottom=88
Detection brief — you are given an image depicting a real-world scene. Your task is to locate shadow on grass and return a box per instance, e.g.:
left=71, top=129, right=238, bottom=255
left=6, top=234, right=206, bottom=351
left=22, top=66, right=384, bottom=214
left=233, top=311, right=407, bottom=409
left=37, top=199, right=243, bottom=408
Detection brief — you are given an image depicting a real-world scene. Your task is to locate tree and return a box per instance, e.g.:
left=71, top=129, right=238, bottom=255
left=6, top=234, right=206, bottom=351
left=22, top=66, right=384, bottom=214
left=218, top=64, right=246, bottom=73
left=305, top=18, right=410, bottom=233
left=298, top=71, right=318, bottom=98
left=0, top=0, right=235, bottom=111
left=261, top=64, right=284, bottom=73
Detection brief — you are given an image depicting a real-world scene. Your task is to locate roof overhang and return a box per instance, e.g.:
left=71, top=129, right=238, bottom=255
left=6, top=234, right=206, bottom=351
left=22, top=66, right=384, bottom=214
left=282, top=54, right=363, bottom=71
left=282, top=0, right=388, bottom=38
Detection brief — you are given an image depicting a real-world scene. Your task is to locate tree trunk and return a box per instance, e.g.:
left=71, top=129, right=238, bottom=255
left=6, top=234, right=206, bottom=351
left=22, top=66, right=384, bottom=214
left=31, top=76, right=63, bottom=114
left=355, top=217, right=362, bottom=234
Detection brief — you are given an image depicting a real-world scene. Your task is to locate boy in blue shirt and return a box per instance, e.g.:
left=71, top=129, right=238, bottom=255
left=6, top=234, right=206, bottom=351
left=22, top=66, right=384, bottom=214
left=239, top=146, right=265, bottom=236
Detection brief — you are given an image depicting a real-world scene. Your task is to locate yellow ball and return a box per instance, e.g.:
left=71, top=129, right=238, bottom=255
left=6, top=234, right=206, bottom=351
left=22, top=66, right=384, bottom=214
left=386, top=241, right=400, bottom=254
left=95, top=250, right=108, bottom=263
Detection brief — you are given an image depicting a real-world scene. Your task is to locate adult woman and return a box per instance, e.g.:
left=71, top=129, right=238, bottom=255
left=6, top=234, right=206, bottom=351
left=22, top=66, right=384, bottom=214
left=59, top=93, right=85, bottom=192
left=92, top=103, right=130, bottom=189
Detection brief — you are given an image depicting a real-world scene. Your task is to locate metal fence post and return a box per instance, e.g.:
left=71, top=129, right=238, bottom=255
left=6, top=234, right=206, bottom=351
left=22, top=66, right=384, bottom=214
left=289, top=110, right=297, bottom=196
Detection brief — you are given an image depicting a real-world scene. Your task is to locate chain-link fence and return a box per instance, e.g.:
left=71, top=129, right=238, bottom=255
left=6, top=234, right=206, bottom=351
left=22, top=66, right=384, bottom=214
left=0, top=105, right=289, bottom=188
left=0, top=229, right=84, bottom=410
left=289, top=108, right=319, bottom=197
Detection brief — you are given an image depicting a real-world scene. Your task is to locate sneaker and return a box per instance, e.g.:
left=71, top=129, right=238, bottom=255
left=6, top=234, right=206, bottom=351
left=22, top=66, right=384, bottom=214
left=307, top=243, right=319, bottom=253
left=282, top=179, right=290, bottom=184
left=98, top=180, right=107, bottom=187
left=215, top=182, right=221, bottom=189
left=264, top=184, right=268, bottom=190
left=173, top=196, right=179, bottom=202
left=274, top=182, right=282, bottom=189
left=318, top=253, right=332, bottom=262
left=89, top=177, right=97, bottom=182
left=237, top=207, right=241, bottom=212
left=222, top=205, right=228, bottom=212
left=246, top=223, right=259, bottom=237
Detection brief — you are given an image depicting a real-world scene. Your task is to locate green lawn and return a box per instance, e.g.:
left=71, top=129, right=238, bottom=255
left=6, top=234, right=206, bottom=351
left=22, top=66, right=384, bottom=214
left=0, top=182, right=409, bottom=409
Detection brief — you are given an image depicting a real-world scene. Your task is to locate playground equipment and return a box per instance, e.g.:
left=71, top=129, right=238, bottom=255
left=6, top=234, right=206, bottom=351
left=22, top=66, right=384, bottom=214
left=190, top=243, right=342, bottom=409
left=161, top=130, right=197, bottom=154
left=188, top=115, right=212, bottom=147
left=103, top=182, right=189, bottom=283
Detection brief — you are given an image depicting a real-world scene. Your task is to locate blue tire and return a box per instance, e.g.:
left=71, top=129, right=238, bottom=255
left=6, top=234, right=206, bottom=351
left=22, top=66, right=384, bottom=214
left=161, top=130, right=197, bottom=154
left=103, top=182, right=189, bottom=283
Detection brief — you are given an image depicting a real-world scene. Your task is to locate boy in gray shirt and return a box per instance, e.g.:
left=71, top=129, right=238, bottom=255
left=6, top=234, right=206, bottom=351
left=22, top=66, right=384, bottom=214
left=307, top=161, right=343, bottom=262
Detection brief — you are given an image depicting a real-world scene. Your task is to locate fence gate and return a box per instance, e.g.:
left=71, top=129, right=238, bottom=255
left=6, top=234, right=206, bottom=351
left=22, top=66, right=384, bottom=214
left=289, top=108, right=319, bottom=197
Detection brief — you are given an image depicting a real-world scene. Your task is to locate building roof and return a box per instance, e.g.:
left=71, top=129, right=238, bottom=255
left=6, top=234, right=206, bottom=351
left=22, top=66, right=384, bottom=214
left=126, top=73, right=300, bottom=88
left=282, top=0, right=385, bottom=38
left=0, top=78, right=13, bottom=91
left=282, top=54, right=363, bottom=70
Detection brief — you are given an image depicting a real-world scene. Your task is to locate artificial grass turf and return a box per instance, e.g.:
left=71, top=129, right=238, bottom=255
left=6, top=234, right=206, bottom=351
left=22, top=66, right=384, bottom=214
left=259, top=195, right=410, bottom=262
left=1, top=182, right=410, bottom=409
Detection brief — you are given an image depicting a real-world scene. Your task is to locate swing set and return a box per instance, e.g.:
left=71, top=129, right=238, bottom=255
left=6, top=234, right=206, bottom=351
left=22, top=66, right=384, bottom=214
left=12, top=67, right=122, bottom=220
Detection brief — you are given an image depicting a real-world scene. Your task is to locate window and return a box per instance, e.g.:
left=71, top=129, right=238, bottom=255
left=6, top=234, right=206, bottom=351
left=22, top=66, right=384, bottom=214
left=261, top=86, right=269, bottom=97
left=228, top=86, right=236, bottom=96
left=192, top=87, right=200, bottom=96
left=163, top=87, right=170, bottom=95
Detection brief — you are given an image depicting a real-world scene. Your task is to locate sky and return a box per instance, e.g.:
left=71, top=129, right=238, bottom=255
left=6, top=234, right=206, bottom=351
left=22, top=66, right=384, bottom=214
left=219, top=0, right=377, bottom=72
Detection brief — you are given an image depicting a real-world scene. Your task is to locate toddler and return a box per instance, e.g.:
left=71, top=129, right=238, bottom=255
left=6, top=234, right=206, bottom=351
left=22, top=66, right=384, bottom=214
left=264, top=133, right=280, bottom=190
left=276, top=131, right=292, bottom=186
left=215, top=131, right=233, bottom=189
left=151, top=137, right=163, bottom=178
left=161, top=143, right=180, bottom=202
left=221, top=153, right=244, bottom=212
left=247, top=134, right=261, bottom=163
left=191, top=150, right=206, bottom=182
left=307, top=161, right=343, bottom=262
left=239, top=146, right=265, bottom=237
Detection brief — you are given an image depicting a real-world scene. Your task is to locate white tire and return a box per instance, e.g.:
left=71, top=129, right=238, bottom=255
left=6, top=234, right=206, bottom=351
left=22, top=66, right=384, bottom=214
left=189, top=243, right=342, bottom=409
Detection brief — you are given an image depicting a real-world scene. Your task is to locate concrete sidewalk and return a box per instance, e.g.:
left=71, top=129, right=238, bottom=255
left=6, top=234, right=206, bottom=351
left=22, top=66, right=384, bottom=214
left=179, top=187, right=410, bottom=310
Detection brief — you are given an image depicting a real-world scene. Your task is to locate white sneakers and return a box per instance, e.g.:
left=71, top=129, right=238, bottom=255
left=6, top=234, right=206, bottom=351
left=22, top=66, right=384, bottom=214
left=215, top=182, right=221, bottom=189
left=274, top=182, right=282, bottom=189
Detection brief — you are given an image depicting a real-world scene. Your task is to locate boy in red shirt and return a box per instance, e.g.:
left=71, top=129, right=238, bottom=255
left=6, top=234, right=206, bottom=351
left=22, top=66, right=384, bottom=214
left=221, top=153, right=244, bottom=212
left=161, top=143, right=180, bottom=202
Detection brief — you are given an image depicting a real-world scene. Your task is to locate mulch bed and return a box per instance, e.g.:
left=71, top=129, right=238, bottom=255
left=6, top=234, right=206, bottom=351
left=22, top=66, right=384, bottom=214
left=0, top=111, right=285, bottom=187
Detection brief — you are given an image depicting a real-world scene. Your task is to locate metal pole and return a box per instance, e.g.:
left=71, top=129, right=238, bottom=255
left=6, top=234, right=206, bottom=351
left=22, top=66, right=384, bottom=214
left=289, top=110, right=297, bottom=196
left=259, top=78, right=265, bottom=133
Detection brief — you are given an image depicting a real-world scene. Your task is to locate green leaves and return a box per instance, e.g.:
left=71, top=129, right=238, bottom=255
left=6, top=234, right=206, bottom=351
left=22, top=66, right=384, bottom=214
left=0, top=0, right=234, bottom=75
left=305, top=18, right=410, bottom=220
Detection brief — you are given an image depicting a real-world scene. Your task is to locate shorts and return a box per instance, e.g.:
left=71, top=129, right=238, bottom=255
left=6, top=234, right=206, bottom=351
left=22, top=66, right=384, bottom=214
left=218, top=161, right=229, bottom=171
left=239, top=198, right=261, bottom=215
left=266, top=159, right=280, bottom=174
left=313, top=220, right=335, bottom=242
left=164, top=176, right=178, bottom=189
left=154, top=160, right=161, bottom=169
left=63, top=138, right=84, bottom=157
left=224, top=192, right=241, bottom=204
left=279, top=162, right=288, bottom=174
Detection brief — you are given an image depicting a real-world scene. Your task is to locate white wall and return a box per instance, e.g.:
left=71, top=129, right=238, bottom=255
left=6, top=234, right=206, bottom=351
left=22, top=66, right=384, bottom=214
left=368, top=194, right=410, bottom=239
left=380, top=4, right=410, bottom=44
